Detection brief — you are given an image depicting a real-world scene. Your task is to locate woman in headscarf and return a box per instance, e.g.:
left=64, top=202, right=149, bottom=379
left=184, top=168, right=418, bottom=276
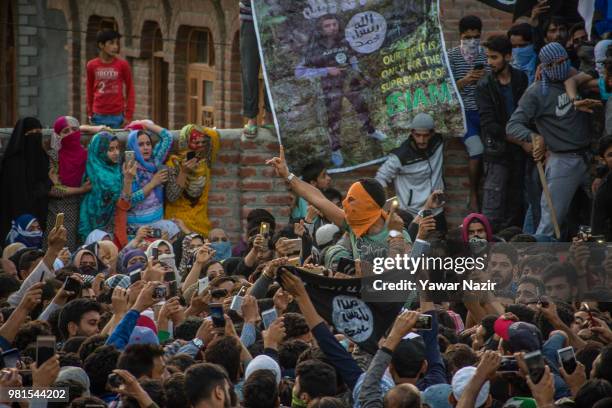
left=47, top=116, right=108, bottom=250
left=0, top=117, right=50, bottom=241
left=145, top=239, right=180, bottom=283
left=72, top=245, right=102, bottom=276
left=120, top=248, right=147, bottom=275
left=164, top=124, right=220, bottom=236
left=124, top=120, right=174, bottom=235
left=178, top=233, right=205, bottom=277
left=85, top=229, right=112, bottom=246
left=78, top=132, right=123, bottom=240
left=5, top=214, right=44, bottom=248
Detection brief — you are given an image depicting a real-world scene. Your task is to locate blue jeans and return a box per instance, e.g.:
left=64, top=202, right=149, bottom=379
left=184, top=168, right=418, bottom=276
left=92, top=113, right=124, bottom=128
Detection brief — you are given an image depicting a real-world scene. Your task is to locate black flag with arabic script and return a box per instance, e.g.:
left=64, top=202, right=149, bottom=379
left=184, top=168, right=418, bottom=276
left=287, top=266, right=404, bottom=355
left=477, top=0, right=515, bottom=12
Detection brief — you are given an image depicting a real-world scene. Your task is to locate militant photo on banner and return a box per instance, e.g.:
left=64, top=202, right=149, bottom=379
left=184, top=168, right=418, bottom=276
left=252, top=0, right=466, bottom=172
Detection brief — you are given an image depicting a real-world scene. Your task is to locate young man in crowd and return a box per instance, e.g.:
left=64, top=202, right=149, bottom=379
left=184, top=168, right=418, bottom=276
left=267, top=146, right=419, bottom=275
left=508, top=23, right=537, bottom=84
left=58, top=298, right=102, bottom=340
left=185, top=363, right=238, bottom=408
left=591, top=136, right=612, bottom=240
left=542, top=262, right=579, bottom=303
left=542, top=16, right=569, bottom=48
left=507, top=42, right=593, bottom=239
left=86, top=30, right=134, bottom=128
left=568, top=22, right=588, bottom=67
left=448, top=15, right=487, bottom=213
left=375, top=113, right=447, bottom=232
left=290, top=160, right=332, bottom=223
left=476, top=35, right=530, bottom=232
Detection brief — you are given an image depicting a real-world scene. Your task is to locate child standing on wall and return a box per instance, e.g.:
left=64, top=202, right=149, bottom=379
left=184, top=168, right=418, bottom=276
left=86, top=30, right=135, bottom=129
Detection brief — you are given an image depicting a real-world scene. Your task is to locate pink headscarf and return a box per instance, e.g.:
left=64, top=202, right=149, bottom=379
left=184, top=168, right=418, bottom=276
left=461, top=213, right=493, bottom=243
left=53, top=116, right=87, bottom=187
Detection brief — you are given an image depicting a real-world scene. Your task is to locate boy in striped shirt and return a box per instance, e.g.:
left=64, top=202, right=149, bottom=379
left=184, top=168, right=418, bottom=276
left=448, top=15, right=488, bottom=213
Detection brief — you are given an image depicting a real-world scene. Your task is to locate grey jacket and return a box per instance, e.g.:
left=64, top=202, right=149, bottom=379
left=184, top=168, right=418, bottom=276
left=375, top=134, right=444, bottom=216
left=506, top=81, right=591, bottom=152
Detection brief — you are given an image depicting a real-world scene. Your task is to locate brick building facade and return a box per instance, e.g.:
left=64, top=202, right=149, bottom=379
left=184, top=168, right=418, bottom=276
left=0, top=0, right=514, bottom=239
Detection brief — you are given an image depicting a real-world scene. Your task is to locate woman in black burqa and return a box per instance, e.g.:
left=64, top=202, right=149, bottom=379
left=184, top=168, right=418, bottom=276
left=0, top=117, right=51, bottom=242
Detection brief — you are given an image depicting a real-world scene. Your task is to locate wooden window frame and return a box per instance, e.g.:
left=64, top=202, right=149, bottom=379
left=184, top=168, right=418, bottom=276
left=186, top=28, right=215, bottom=127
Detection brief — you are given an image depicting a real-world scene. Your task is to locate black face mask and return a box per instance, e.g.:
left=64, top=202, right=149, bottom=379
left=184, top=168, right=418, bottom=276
left=79, top=265, right=97, bottom=276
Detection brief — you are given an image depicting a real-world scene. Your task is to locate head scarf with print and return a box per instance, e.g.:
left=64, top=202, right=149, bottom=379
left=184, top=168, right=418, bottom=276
left=595, top=39, right=612, bottom=77
left=165, top=125, right=220, bottom=236
left=0, top=117, right=50, bottom=241
left=78, top=132, right=122, bottom=240
left=127, top=130, right=164, bottom=203
left=52, top=116, right=87, bottom=187
left=539, top=42, right=572, bottom=95
left=5, top=214, right=43, bottom=249
left=146, top=239, right=180, bottom=283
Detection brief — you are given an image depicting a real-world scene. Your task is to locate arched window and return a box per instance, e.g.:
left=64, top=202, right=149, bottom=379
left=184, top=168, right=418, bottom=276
left=187, top=28, right=215, bottom=127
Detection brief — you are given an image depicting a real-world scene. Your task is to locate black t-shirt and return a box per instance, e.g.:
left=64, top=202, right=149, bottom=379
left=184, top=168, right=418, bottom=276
left=499, top=82, right=516, bottom=121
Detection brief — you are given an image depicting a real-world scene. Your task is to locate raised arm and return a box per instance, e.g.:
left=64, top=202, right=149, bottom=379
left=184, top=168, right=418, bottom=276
left=267, top=146, right=345, bottom=227
left=564, top=72, right=595, bottom=101
left=281, top=270, right=363, bottom=390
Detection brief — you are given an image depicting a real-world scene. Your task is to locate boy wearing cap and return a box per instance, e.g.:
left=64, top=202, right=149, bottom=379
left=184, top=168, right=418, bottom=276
left=86, top=30, right=135, bottom=129
left=375, top=112, right=446, bottom=232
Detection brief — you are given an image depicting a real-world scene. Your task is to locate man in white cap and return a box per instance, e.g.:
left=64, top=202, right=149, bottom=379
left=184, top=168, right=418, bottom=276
left=375, top=112, right=446, bottom=232
left=449, top=350, right=500, bottom=408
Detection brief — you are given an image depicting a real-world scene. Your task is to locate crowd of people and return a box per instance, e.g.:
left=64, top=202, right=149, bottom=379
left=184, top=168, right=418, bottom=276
left=3, top=1, right=612, bottom=407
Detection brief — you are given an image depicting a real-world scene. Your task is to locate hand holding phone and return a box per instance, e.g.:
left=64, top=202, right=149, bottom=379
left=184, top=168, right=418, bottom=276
left=125, top=150, right=135, bottom=165
left=414, top=314, right=433, bottom=330
left=262, top=308, right=278, bottom=329
left=54, top=213, right=64, bottom=228
left=230, top=286, right=248, bottom=312
left=209, top=303, right=225, bottom=328
left=557, top=346, right=577, bottom=374
left=36, top=336, right=56, bottom=367
left=153, top=285, right=167, bottom=301
left=63, top=276, right=82, bottom=294
left=524, top=350, right=546, bottom=384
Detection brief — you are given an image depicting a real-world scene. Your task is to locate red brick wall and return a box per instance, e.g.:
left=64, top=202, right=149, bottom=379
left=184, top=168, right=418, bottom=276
left=1, top=1, right=515, bottom=239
